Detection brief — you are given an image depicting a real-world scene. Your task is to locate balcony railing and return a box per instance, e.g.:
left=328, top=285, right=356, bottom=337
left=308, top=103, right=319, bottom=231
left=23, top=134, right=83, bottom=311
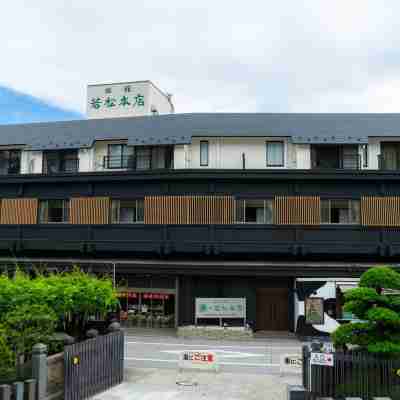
left=103, top=154, right=173, bottom=170
left=378, top=154, right=400, bottom=171
left=44, top=158, right=79, bottom=174
left=311, top=154, right=361, bottom=170
left=103, top=155, right=135, bottom=170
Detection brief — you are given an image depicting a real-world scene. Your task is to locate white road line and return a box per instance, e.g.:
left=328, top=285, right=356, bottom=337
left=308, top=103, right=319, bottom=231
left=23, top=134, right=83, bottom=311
left=126, top=341, right=301, bottom=350
left=125, top=357, right=280, bottom=367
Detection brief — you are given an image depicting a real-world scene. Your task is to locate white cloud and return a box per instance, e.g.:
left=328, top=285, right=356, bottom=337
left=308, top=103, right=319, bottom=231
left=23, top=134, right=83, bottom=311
left=1, top=0, right=400, bottom=114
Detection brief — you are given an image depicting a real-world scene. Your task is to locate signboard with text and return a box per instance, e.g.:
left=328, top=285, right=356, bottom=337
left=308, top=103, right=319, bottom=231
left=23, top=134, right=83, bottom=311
left=310, top=352, right=334, bottom=367
left=178, top=351, right=218, bottom=372
left=87, top=81, right=149, bottom=119
left=195, top=298, right=246, bottom=319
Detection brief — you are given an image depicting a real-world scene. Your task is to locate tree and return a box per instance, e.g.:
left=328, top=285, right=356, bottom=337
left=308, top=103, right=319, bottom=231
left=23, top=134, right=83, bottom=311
left=0, top=268, right=118, bottom=337
left=332, top=266, right=400, bottom=355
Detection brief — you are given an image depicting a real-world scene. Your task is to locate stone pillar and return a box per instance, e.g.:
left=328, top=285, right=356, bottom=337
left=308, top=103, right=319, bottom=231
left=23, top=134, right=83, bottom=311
left=0, top=385, right=11, bottom=400
left=32, top=343, right=47, bottom=400
left=12, top=382, right=24, bottom=400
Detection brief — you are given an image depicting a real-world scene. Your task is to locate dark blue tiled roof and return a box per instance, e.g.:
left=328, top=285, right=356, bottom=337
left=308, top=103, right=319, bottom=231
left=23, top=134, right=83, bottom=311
left=0, top=113, right=399, bottom=150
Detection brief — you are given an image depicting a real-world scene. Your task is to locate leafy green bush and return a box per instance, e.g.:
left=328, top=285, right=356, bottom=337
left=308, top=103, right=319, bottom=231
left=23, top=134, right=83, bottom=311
left=332, top=266, right=400, bottom=355
left=4, top=304, right=57, bottom=356
left=0, top=268, right=118, bottom=337
left=0, top=327, right=15, bottom=382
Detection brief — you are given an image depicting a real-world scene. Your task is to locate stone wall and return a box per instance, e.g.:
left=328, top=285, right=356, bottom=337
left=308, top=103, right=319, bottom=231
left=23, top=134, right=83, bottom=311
left=47, top=352, right=64, bottom=399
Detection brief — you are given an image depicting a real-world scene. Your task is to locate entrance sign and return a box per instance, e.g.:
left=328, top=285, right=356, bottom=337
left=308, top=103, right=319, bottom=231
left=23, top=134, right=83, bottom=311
left=310, top=352, right=334, bottom=367
left=195, top=298, right=246, bottom=319
left=179, top=351, right=218, bottom=372
left=280, top=354, right=302, bottom=374
left=305, top=297, right=324, bottom=325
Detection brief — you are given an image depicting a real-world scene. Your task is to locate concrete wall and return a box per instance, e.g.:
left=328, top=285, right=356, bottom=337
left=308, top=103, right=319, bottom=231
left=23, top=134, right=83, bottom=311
left=190, top=137, right=293, bottom=169
left=21, top=151, right=43, bottom=174
left=148, top=84, right=174, bottom=115
left=78, top=148, right=94, bottom=172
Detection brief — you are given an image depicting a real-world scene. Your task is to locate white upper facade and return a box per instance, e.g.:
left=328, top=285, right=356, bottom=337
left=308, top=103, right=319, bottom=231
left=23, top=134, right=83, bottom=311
left=7, top=135, right=400, bottom=175
left=86, top=80, right=174, bottom=119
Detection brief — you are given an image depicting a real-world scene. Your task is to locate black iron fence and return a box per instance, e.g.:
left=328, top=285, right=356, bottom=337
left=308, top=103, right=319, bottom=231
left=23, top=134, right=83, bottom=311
left=64, top=330, right=124, bottom=400
left=303, top=346, right=400, bottom=399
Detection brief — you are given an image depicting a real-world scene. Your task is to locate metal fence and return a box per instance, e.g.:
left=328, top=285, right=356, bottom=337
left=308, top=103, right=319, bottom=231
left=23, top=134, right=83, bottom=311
left=303, top=346, right=400, bottom=399
left=64, top=331, right=124, bottom=400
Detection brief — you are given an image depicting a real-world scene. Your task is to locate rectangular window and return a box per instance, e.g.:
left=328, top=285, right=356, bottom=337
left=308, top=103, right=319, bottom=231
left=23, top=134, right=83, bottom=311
left=111, top=199, right=144, bottom=223
left=38, top=200, right=69, bottom=223
left=136, top=146, right=152, bottom=170
left=321, top=199, right=360, bottom=224
left=362, top=145, right=368, bottom=168
left=236, top=199, right=273, bottom=224
left=107, top=144, right=128, bottom=169
left=266, top=141, right=284, bottom=167
left=200, top=141, right=209, bottom=166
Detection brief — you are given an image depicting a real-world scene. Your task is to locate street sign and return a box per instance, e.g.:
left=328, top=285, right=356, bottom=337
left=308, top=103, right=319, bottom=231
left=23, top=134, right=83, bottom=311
left=195, top=298, right=246, bottom=319
left=280, top=354, right=302, bottom=374
left=178, top=351, right=219, bottom=372
left=310, top=352, right=334, bottom=367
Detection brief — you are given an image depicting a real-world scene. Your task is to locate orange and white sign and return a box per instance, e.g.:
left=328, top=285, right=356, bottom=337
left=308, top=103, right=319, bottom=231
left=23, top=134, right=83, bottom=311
left=179, top=351, right=219, bottom=372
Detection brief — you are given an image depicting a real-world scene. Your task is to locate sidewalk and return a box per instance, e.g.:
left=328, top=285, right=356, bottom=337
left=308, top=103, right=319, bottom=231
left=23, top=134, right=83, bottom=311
left=92, top=368, right=300, bottom=400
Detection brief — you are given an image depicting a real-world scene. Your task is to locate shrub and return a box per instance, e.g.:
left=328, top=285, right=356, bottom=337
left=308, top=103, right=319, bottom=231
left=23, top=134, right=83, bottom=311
left=332, top=266, right=400, bottom=355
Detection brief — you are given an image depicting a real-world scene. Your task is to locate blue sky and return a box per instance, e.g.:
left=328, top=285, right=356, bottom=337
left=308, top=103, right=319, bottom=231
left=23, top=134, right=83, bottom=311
left=0, top=86, right=81, bottom=125
left=1, top=1, right=400, bottom=118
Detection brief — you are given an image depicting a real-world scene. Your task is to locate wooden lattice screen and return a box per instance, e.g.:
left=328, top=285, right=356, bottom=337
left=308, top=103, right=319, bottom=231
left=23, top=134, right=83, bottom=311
left=361, top=196, right=400, bottom=226
left=70, top=197, right=110, bottom=224
left=274, top=196, right=321, bottom=225
left=144, top=195, right=235, bottom=224
left=0, top=198, right=38, bottom=224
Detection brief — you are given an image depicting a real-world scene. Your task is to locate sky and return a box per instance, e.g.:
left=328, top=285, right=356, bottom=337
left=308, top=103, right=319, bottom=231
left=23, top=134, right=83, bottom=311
left=1, top=1, right=400, bottom=122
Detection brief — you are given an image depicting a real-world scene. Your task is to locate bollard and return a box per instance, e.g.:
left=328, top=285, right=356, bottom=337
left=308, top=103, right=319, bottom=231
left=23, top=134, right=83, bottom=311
left=24, top=380, right=36, bottom=400
left=286, top=384, right=306, bottom=400
left=0, top=385, right=11, bottom=400
left=32, top=343, right=47, bottom=400
left=12, top=382, right=24, bottom=400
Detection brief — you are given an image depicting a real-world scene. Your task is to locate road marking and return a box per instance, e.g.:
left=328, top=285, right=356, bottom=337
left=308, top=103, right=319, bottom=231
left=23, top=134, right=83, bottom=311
left=126, top=341, right=301, bottom=351
left=125, top=357, right=280, bottom=367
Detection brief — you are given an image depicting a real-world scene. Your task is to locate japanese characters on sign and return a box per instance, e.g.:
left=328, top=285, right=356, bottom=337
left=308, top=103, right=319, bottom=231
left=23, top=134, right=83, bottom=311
left=310, top=352, right=334, bottom=367
left=195, top=298, right=246, bottom=319
left=179, top=351, right=218, bottom=372
left=89, top=93, right=145, bottom=110
left=117, top=291, right=170, bottom=300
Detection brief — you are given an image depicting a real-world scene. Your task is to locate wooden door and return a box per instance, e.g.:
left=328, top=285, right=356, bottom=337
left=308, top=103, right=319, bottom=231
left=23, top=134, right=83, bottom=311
left=256, top=288, right=289, bottom=331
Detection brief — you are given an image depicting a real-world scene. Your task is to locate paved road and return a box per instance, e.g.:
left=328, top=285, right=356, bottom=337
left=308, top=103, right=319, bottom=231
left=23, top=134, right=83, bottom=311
left=124, top=332, right=304, bottom=375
